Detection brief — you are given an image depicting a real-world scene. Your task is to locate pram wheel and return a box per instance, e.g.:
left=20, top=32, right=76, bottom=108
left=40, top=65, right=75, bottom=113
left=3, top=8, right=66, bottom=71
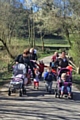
left=71, top=92, right=73, bottom=99
left=8, top=89, right=11, bottom=96
left=19, top=90, right=22, bottom=97
left=22, top=89, right=26, bottom=95
left=57, top=90, right=60, bottom=98
left=55, top=89, right=57, bottom=98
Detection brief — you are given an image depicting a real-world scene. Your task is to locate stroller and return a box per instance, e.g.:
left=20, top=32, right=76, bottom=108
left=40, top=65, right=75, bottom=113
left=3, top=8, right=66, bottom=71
left=55, top=68, right=73, bottom=99
left=8, top=63, right=28, bottom=97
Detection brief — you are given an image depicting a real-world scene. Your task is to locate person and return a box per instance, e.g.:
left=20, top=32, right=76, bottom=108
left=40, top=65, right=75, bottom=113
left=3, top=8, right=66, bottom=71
left=51, top=51, right=59, bottom=62
left=29, top=48, right=37, bottom=61
left=29, top=48, right=38, bottom=68
left=50, top=51, right=59, bottom=68
left=59, top=73, right=71, bottom=98
left=33, top=68, right=40, bottom=89
left=44, top=67, right=55, bottom=94
left=36, top=60, right=48, bottom=79
left=54, top=50, right=69, bottom=68
left=15, top=48, right=35, bottom=78
left=15, top=48, right=30, bottom=64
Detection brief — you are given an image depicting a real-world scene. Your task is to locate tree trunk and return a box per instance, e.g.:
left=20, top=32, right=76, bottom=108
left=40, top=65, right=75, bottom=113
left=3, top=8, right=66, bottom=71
left=28, top=18, right=31, bottom=47
left=41, top=34, right=44, bottom=52
left=0, top=38, right=15, bottom=59
left=65, top=28, right=72, bottom=46
left=77, top=67, right=80, bottom=74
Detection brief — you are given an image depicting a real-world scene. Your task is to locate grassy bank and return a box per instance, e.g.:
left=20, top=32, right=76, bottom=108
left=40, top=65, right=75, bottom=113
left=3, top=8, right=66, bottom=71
left=73, top=74, right=80, bottom=90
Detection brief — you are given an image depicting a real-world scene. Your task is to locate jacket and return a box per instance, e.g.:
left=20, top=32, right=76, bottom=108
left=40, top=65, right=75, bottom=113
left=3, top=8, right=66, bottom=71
left=44, top=71, right=54, bottom=82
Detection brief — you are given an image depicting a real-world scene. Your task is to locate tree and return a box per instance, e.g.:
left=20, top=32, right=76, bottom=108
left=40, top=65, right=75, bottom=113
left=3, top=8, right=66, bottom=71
left=0, top=0, right=29, bottom=58
left=0, top=1, right=15, bottom=58
left=26, top=0, right=61, bottom=51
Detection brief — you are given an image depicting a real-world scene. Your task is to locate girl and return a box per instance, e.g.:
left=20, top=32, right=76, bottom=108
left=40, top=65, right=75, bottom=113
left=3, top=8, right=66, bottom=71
left=33, top=68, right=40, bottom=89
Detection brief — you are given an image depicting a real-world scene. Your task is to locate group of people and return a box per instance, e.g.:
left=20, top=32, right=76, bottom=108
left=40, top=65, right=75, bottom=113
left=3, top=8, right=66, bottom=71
left=48, top=50, right=72, bottom=97
left=14, top=47, right=48, bottom=89
left=14, top=48, right=72, bottom=97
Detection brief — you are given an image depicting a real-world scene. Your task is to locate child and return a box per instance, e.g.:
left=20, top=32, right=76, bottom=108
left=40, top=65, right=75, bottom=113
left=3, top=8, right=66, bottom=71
left=44, top=67, right=54, bottom=94
left=60, top=73, right=71, bottom=98
left=36, top=60, right=48, bottom=79
left=33, top=68, right=40, bottom=89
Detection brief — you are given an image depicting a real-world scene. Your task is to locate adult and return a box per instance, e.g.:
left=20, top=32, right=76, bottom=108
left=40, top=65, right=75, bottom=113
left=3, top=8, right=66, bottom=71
left=51, top=51, right=59, bottom=62
left=50, top=51, right=59, bottom=68
left=29, top=48, right=37, bottom=61
left=54, top=50, right=69, bottom=68
left=29, top=48, right=38, bottom=68
left=15, top=48, right=35, bottom=78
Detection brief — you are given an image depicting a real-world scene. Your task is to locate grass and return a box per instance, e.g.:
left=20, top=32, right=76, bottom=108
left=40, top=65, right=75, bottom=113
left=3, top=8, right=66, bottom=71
left=73, top=74, right=80, bottom=90
left=0, top=36, right=72, bottom=87
left=0, top=37, right=69, bottom=47
left=0, top=70, right=12, bottom=86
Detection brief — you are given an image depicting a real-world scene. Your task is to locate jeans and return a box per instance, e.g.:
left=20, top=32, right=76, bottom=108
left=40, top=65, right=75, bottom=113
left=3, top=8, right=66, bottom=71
left=61, top=86, right=71, bottom=93
left=45, top=81, right=53, bottom=92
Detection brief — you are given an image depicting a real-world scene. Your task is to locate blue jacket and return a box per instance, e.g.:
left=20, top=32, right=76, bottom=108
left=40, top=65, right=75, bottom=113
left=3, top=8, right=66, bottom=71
left=44, top=71, right=54, bottom=82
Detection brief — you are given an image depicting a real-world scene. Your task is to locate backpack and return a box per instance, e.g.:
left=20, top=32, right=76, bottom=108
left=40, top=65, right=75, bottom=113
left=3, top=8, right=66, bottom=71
left=44, top=71, right=54, bottom=82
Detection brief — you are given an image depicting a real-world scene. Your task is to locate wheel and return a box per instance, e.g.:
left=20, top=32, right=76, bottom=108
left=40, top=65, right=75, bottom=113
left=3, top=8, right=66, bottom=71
left=71, top=92, right=73, bottom=99
left=55, top=92, right=57, bottom=98
left=55, top=89, right=57, bottom=98
left=58, top=93, right=60, bottom=98
left=19, top=90, right=22, bottom=97
left=46, top=86, right=48, bottom=92
left=8, top=89, right=11, bottom=96
left=22, top=88, right=26, bottom=95
left=58, top=90, right=61, bottom=98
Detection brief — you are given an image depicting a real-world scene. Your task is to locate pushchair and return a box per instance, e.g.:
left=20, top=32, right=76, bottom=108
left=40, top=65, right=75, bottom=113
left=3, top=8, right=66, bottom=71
left=55, top=68, right=73, bottom=99
left=8, top=63, right=28, bottom=97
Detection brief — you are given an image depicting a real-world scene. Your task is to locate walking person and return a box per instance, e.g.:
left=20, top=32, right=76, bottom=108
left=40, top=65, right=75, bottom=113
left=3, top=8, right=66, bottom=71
left=35, top=60, right=48, bottom=79
left=54, top=50, right=69, bottom=68
left=33, top=68, right=40, bottom=89
left=44, top=67, right=55, bottom=94
left=15, top=48, right=35, bottom=78
left=50, top=51, right=59, bottom=68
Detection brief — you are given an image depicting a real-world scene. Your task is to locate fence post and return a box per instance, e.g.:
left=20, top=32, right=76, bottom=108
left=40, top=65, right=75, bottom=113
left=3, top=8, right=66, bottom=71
left=77, top=67, right=80, bottom=74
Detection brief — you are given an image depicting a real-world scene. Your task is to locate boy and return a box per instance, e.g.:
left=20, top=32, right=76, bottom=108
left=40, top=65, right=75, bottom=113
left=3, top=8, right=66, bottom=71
left=44, top=67, right=54, bottom=94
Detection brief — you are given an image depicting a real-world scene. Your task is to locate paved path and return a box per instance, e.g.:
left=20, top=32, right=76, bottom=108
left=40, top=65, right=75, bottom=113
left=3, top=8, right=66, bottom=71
left=0, top=56, right=80, bottom=120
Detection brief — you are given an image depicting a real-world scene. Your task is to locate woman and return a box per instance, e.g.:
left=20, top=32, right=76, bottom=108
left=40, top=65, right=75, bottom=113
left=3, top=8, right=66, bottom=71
left=15, top=48, right=35, bottom=78
left=54, top=50, right=69, bottom=68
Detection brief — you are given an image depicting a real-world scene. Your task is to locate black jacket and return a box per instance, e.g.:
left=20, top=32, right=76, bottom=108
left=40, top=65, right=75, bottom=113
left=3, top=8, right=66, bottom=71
left=29, top=53, right=37, bottom=61
left=54, top=57, right=68, bottom=68
left=15, top=54, right=35, bottom=77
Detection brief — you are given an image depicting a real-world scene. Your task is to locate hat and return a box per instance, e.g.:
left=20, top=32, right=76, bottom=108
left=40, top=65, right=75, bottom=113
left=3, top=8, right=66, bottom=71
left=34, top=49, right=37, bottom=54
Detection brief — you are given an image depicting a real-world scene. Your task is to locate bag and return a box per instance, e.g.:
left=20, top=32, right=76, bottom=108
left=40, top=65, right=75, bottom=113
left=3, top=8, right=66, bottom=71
left=44, top=72, right=54, bottom=82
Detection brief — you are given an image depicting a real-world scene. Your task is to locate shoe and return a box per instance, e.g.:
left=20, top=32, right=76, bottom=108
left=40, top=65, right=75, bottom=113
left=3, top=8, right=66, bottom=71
left=37, top=87, right=39, bottom=90
left=68, top=93, right=71, bottom=99
left=60, top=93, right=63, bottom=98
left=68, top=95, right=71, bottom=99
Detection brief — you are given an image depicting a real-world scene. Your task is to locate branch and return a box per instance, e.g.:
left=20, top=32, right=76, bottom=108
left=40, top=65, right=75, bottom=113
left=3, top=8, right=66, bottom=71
left=0, top=38, right=15, bottom=59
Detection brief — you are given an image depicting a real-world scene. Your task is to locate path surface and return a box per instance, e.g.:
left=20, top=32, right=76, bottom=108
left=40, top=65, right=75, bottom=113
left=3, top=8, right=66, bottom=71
left=0, top=56, right=80, bottom=120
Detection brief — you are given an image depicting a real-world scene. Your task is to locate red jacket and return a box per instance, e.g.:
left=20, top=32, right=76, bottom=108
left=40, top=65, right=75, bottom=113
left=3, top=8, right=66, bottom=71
left=51, top=55, right=57, bottom=62
left=36, top=63, right=47, bottom=73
